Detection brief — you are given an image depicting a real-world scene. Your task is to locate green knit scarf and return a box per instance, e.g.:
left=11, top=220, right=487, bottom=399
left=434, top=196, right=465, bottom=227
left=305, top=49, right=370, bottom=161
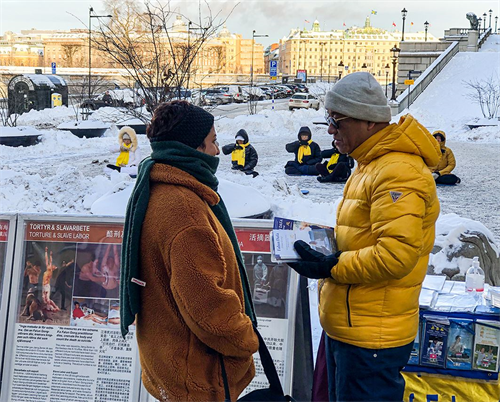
left=120, top=141, right=257, bottom=337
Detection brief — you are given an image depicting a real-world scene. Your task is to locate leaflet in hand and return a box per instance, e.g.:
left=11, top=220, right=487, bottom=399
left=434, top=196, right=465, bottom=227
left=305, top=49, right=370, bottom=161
left=271, top=217, right=335, bottom=262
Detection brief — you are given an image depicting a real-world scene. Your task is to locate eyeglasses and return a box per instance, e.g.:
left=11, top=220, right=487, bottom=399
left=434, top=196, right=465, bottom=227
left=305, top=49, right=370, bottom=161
left=325, top=112, right=350, bottom=129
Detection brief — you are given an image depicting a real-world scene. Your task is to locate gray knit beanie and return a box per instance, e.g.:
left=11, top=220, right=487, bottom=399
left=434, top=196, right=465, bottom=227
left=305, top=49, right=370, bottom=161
left=325, top=72, right=391, bottom=123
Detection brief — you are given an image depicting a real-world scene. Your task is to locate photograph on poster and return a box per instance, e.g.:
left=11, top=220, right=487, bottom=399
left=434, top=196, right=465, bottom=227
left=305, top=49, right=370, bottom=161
left=71, top=297, right=110, bottom=328
left=18, top=241, right=76, bottom=325
left=243, top=253, right=289, bottom=319
left=73, top=243, right=121, bottom=299
left=108, top=299, right=120, bottom=328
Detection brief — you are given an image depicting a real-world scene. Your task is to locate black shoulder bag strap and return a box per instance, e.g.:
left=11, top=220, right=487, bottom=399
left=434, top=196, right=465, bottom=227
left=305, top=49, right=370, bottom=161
left=220, top=325, right=284, bottom=401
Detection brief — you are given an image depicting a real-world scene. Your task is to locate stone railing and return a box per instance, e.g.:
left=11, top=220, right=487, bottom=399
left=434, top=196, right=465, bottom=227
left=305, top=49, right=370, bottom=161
left=392, top=41, right=459, bottom=114
left=478, top=27, right=492, bottom=48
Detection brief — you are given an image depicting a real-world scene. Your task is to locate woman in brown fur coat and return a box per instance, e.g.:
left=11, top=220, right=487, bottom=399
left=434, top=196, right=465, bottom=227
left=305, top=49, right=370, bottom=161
left=120, top=101, right=258, bottom=401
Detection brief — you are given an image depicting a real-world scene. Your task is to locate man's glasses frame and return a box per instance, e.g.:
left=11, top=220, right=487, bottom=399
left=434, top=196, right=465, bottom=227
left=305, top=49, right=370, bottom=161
left=325, top=113, right=350, bottom=129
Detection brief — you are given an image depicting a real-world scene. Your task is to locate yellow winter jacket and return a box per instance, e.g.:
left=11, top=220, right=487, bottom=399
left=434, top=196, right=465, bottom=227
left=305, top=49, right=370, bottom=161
left=320, top=114, right=442, bottom=350
left=431, top=130, right=456, bottom=176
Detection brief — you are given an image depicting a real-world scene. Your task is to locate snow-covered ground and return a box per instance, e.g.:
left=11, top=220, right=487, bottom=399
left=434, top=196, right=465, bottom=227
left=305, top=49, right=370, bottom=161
left=1, top=35, right=499, bottom=247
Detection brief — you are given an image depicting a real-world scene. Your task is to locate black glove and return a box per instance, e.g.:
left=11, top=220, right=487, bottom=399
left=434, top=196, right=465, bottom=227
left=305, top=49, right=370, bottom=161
left=287, top=240, right=340, bottom=279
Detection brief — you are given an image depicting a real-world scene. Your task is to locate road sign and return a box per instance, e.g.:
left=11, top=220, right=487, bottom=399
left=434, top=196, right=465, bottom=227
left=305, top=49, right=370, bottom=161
left=271, top=76, right=277, bottom=80
left=51, top=62, right=56, bottom=74
left=404, top=79, right=415, bottom=85
left=270, top=60, right=278, bottom=77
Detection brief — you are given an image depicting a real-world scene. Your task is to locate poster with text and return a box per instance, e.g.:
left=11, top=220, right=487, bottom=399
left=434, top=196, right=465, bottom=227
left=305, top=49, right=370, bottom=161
left=1, top=217, right=140, bottom=402
left=235, top=225, right=297, bottom=397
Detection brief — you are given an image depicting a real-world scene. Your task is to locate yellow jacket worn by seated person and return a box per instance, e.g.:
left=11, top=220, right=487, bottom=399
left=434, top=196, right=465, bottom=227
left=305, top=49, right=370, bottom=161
left=320, top=114, right=441, bottom=350
left=431, top=130, right=456, bottom=176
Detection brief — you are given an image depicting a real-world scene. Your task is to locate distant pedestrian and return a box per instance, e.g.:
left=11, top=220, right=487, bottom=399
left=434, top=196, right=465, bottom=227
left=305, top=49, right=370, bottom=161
left=222, top=129, right=259, bottom=177
left=102, top=91, right=113, bottom=105
left=431, top=130, right=461, bottom=185
left=284, top=126, right=322, bottom=175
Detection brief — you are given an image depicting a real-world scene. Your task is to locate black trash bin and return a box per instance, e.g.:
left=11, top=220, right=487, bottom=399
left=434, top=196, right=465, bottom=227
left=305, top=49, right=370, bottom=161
left=7, top=74, right=68, bottom=115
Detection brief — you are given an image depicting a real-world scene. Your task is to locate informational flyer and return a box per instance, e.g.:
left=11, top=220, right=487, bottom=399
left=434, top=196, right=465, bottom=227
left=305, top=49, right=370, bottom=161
left=1, top=216, right=141, bottom=402
left=234, top=222, right=298, bottom=397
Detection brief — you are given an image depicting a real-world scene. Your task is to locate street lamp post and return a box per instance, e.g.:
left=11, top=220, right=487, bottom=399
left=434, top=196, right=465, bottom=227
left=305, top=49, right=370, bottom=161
left=483, top=13, right=487, bottom=32
left=338, top=61, right=344, bottom=80
left=250, top=30, right=268, bottom=89
left=424, top=21, right=429, bottom=41
left=88, top=7, right=112, bottom=100
left=478, top=18, right=482, bottom=33
left=495, top=16, right=498, bottom=32
left=401, top=8, right=408, bottom=41
left=384, top=63, right=390, bottom=98
left=489, top=10, right=493, bottom=28
left=319, top=42, right=326, bottom=81
left=390, top=45, right=400, bottom=101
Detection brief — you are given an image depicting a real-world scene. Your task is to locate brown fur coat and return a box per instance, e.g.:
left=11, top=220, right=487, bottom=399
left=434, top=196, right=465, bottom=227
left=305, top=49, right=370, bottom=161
left=137, top=164, right=258, bottom=401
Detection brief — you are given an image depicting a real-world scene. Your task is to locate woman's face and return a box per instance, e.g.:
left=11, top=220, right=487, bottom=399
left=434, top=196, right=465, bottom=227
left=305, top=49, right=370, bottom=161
left=197, top=126, right=220, bottom=156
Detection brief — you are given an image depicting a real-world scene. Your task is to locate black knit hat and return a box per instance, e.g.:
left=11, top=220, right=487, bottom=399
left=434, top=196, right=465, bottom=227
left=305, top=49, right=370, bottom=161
left=150, top=104, right=214, bottom=149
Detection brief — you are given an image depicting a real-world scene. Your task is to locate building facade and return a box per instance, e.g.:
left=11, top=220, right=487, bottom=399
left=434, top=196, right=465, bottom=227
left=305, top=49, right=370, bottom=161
left=279, top=18, right=439, bottom=82
left=0, top=18, right=265, bottom=84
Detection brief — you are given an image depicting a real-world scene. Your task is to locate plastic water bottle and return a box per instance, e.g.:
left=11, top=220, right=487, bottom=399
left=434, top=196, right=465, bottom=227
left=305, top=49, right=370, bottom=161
left=465, top=257, right=485, bottom=292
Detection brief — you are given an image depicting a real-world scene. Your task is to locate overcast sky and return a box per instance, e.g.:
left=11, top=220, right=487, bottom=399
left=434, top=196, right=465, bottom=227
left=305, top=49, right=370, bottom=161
left=1, top=0, right=498, bottom=48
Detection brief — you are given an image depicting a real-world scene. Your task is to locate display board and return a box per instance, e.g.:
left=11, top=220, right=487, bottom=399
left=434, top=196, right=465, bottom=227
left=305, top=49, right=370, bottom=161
left=0, top=214, right=141, bottom=402
left=234, top=219, right=298, bottom=396
left=0, top=215, right=17, bottom=389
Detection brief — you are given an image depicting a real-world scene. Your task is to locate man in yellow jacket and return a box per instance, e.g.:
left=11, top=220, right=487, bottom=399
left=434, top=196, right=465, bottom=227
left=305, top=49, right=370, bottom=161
left=289, top=72, right=441, bottom=401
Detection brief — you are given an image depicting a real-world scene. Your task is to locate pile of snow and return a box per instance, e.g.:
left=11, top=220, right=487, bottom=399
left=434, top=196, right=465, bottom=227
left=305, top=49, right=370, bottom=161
left=16, top=106, right=75, bottom=128
left=0, top=126, right=42, bottom=137
left=430, top=213, right=499, bottom=276
left=58, top=120, right=111, bottom=130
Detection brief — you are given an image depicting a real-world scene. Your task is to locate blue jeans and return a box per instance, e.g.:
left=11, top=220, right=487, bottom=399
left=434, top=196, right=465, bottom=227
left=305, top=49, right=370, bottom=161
left=325, top=334, right=413, bottom=402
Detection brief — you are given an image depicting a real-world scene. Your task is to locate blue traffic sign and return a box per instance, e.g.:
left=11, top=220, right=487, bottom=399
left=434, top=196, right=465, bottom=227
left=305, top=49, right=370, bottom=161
left=51, top=62, right=56, bottom=74
left=269, top=60, right=278, bottom=77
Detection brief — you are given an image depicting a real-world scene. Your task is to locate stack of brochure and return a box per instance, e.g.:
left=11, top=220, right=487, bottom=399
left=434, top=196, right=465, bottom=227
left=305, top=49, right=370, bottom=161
left=271, top=217, right=335, bottom=262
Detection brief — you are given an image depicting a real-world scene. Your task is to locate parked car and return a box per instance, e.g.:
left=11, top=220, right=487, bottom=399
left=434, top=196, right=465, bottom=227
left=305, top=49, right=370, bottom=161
left=295, top=84, right=309, bottom=93
left=218, top=85, right=249, bottom=103
left=283, top=84, right=299, bottom=93
left=204, top=89, right=233, bottom=105
left=289, top=93, right=320, bottom=110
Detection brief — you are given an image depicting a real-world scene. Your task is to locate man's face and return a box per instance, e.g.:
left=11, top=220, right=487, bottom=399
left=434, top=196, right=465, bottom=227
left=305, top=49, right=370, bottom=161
left=300, top=134, right=309, bottom=142
left=327, top=110, right=368, bottom=154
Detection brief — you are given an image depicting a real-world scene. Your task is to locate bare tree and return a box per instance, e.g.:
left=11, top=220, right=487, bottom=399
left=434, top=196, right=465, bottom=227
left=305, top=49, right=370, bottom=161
left=68, top=76, right=112, bottom=121
left=464, top=76, right=500, bottom=119
left=61, top=44, right=82, bottom=67
left=90, top=0, right=235, bottom=122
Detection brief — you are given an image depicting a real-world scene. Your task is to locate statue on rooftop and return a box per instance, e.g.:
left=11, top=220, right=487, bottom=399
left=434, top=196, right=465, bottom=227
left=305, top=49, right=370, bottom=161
left=466, top=12, right=479, bottom=30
